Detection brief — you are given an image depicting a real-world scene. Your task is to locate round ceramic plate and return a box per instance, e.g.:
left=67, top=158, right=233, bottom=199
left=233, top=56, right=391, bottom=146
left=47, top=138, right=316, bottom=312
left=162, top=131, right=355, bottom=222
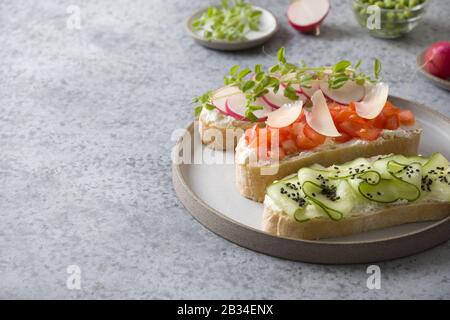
left=185, top=6, right=278, bottom=51
left=417, top=50, right=450, bottom=91
left=172, top=96, right=450, bottom=264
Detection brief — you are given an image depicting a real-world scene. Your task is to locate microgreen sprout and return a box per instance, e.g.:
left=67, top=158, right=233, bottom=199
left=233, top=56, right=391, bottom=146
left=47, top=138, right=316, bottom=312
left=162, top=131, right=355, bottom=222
left=194, top=48, right=382, bottom=121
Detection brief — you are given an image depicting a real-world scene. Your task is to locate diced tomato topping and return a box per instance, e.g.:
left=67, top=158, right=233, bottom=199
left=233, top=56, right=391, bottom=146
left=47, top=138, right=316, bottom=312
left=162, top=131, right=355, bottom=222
left=358, top=127, right=382, bottom=141
left=372, top=113, right=386, bottom=129
left=245, top=100, right=415, bottom=158
left=328, top=102, right=344, bottom=118
left=281, top=139, right=298, bottom=155
left=290, top=122, right=304, bottom=138
left=329, top=102, right=345, bottom=110
left=348, top=114, right=366, bottom=124
left=385, top=115, right=400, bottom=130
left=382, top=102, right=399, bottom=117
left=398, top=110, right=415, bottom=125
left=337, top=120, right=365, bottom=137
left=348, top=102, right=356, bottom=112
left=296, top=133, right=318, bottom=150
left=334, top=108, right=354, bottom=123
left=278, top=126, right=292, bottom=140
left=244, top=127, right=256, bottom=144
left=268, top=147, right=286, bottom=161
left=333, top=132, right=353, bottom=143
left=298, top=110, right=306, bottom=122
left=258, top=128, right=271, bottom=146
left=303, top=124, right=326, bottom=145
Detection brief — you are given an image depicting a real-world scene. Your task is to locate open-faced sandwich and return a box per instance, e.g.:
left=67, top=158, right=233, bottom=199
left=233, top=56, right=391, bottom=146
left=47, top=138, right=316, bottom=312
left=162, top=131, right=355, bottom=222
left=232, top=49, right=420, bottom=201
left=263, top=153, right=450, bottom=240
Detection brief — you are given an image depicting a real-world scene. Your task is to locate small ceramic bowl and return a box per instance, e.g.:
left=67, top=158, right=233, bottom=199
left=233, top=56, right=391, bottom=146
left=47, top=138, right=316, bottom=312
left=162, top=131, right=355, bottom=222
left=352, top=0, right=429, bottom=39
left=416, top=49, right=450, bottom=91
left=185, top=6, right=279, bottom=51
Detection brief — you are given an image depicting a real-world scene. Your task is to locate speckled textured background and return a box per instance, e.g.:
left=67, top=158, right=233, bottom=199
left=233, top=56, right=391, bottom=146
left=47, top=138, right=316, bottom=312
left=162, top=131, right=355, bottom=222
left=0, top=0, right=449, bottom=299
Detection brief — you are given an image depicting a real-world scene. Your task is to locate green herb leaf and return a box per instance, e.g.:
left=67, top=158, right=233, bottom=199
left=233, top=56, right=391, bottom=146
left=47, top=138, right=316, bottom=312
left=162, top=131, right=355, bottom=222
left=242, top=80, right=255, bottom=92
left=195, top=106, right=203, bottom=117
left=355, top=78, right=365, bottom=85
left=333, top=60, right=352, bottom=73
left=374, top=58, right=381, bottom=79
left=205, top=103, right=215, bottom=110
left=284, top=86, right=298, bottom=100
left=269, top=65, right=279, bottom=73
left=277, top=47, right=286, bottom=64
left=255, top=71, right=265, bottom=81
left=237, top=68, right=251, bottom=80
left=244, top=109, right=258, bottom=122
left=229, top=65, right=240, bottom=75
left=254, top=64, right=263, bottom=74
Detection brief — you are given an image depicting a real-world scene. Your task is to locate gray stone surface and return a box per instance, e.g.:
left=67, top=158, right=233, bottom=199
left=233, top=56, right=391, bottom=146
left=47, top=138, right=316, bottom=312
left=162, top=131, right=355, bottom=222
left=0, top=0, right=449, bottom=299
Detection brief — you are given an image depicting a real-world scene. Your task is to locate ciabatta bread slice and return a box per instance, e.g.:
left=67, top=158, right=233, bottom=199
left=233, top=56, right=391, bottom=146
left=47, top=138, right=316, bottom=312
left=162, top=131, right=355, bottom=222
left=236, top=126, right=421, bottom=202
left=263, top=199, right=450, bottom=240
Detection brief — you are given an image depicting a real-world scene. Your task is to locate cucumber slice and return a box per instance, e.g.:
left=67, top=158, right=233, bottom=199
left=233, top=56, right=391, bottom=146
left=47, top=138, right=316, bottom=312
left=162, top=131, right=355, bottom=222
left=422, top=153, right=449, bottom=175
left=327, top=158, right=372, bottom=179
left=358, top=170, right=381, bottom=185
left=309, top=163, right=326, bottom=170
left=407, top=155, right=429, bottom=165
left=362, top=159, right=421, bottom=202
left=420, top=154, right=450, bottom=201
left=302, top=180, right=355, bottom=220
left=421, top=176, right=450, bottom=202
left=387, top=160, right=422, bottom=188
left=301, top=158, right=373, bottom=180
left=266, top=176, right=307, bottom=219
left=301, top=202, right=328, bottom=221
left=358, top=179, right=420, bottom=203
left=373, top=154, right=409, bottom=179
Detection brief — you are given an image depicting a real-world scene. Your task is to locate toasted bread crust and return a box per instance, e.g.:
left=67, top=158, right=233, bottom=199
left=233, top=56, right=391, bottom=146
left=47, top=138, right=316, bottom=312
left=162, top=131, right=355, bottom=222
left=262, top=201, right=450, bottom=240
left=236, top=131, right=421, bottom=202
left=199, top=117, right=253, bottom=151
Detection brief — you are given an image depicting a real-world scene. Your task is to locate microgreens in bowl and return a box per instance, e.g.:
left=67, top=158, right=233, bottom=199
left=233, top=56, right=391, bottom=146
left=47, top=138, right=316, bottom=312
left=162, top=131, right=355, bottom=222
left=194, top=47, right=382, bottom=121
left=192, top=0, right=262, bottom=42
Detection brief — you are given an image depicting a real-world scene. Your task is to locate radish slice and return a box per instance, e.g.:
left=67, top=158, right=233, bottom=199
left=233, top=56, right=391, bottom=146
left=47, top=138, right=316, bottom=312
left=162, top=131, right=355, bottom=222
left=253, top=99, right=275, bottom=120
left=281, top=73, right=303, bottom=93
left=212, top=86, right=241, bottom=114
left=300, top=80, right=321, bottom=98
left=355, top=83, right=389, bottom=120
left=225, top=94, right=273, bottom=122
left=287, top=0, right=330, bottom=36
left=266, top=101, right=303, bottom=128
left=305, top=90, right=341, bottom=137
left=319, top=80, right=365, bottom=105
left=263, top=86, right=307, bottom=109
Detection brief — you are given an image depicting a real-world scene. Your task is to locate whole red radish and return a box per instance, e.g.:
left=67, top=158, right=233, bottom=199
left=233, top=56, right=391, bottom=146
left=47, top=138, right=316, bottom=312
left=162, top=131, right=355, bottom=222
left=424, top=41, right=450, bottom=79
left=287, top=0, right=330, bottom=36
